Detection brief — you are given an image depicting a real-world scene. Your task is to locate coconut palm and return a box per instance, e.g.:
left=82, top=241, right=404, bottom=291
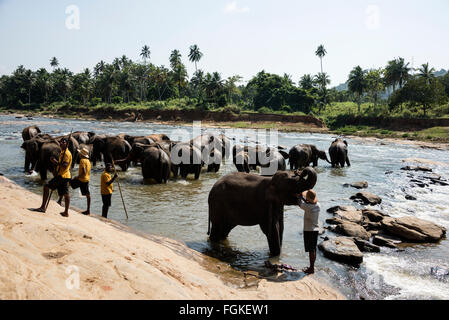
left=299, top=74, right=314, bottom=90
left=188, top=44, right=203, bottom=73
left=347, top=66, right=367, bottom=113
left=397, top=57, right=411, bottom=88
left=315, top=45, right=327, bottom=73
left=417, top=63, right=435, bottom=84
left=140, top=45, right=151, bottom=63
left=50, top=57, right=59, bottom=71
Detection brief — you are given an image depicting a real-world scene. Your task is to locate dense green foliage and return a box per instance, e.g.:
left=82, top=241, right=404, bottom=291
left=0, top=46, right=448, bottom=120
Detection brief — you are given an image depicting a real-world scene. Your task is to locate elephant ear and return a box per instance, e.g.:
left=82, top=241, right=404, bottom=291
left=278, top=149, right=289, bottom=159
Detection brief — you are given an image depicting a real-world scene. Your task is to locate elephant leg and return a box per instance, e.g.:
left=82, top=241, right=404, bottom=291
left=289, top=161, right=294, bottom=170
left=267, top=221, right=281, bottom=257
left=180, top=166, right=188, bottom=179
left=222, top=224, right=236, bottom=239
left=346, top=156, right=351, bottom=167
left=279, top=210, right=284, bottom=246
left=194, top=166, right=201, bottom=180
left=209, top=223, right=229, bottom=242
left=24, top=158, right=30, bottom=172
left=40, top=167, right=47, bottom=181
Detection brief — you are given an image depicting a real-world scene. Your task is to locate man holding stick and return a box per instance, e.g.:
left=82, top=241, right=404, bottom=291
left=100, top=163, right=118, bottom=218
left=31, top=137, right=72, bottom=217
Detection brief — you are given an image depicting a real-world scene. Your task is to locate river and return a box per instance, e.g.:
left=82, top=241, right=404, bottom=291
left=1, top=114, right=448, bottom=300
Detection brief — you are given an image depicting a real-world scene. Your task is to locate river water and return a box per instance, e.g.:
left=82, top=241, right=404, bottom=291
left=1, top=114, right=448, bottom=300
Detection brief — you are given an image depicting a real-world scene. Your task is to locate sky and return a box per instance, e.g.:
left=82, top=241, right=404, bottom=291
left=0, top=0, right=448, bottom=86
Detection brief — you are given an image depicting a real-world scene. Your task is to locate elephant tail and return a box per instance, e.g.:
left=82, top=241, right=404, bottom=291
left=207, top=203, right=211, bottom=236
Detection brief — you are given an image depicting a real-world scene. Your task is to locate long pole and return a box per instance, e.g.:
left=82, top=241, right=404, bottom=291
left=45, top=129, right=73, bottom=211
left=111, top=159, right=129, bottom=220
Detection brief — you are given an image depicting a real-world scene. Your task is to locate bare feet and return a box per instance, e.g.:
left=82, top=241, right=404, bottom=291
left=302, top=267, right=314, bottom=274
left=59, top=211, right=69, bottom=217
left=30, top=207, right=46, bottom=213
left=81, top=211, right=90, bottom=215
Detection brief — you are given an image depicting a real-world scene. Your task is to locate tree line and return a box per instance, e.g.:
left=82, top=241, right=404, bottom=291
left=1, top=44, right=448, bottom=117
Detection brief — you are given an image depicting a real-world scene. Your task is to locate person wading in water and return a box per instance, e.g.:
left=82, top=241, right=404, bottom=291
left=31, top=137, right=72, bottom=217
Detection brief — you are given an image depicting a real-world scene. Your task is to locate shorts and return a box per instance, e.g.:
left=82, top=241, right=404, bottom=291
left=303, top=231, right=319, bottom=252
left=47, top=176, right=70, bottom=197
left=70, top=178, right=90, bottom=196
left=102, top=194, right=112, bottom=207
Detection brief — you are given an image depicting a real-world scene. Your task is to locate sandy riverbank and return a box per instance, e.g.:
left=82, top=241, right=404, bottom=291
left=0, top=176, right=344, bottom=300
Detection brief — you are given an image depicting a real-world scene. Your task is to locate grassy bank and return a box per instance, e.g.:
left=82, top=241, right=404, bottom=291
left=2, top=100, right=449, bottom=143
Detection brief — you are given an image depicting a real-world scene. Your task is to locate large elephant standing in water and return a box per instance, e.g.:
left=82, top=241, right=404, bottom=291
left=123, top=143, right=171, bottom=183
left=170, top=142, right=202, bottom=179
left=90, top=135, right=132, bottom=171
left=208, top=167, right=318, bottom=256
left=288, top=144, right=330, bottom=170
left=329, top=138, right=350, bottom=168
left=22, top=125, right=41, bottom=141
left=190, top=134, right=223, bottom=173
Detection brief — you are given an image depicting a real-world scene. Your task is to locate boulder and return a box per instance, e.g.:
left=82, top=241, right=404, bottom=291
left=353, top=238, right=381, bottom=253
left=327, top=205, right=363, bottom=224
left=361, top=209, right=387, bottom=223
left=343, top=181, right=369, bottom=189
left=334, top=222, right=371, bottom=240
left=318, top=237, right=363, bottom=265
left=372, top=235, right=398, bottom=248
left=401, top=165, right=433, bottom=172
left=350, top=192, right=382, bottom=206
left=380, top=216, right=446, bottom=243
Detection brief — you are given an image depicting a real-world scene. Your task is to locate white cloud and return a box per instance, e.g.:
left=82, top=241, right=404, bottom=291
left=224, top=1, right=249, bottom=14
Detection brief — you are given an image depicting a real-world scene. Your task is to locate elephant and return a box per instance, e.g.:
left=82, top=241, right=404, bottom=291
left=191, top=134, right=223, bottom=173
left=147, top=133, right=170, bottom=142
left=207, top=167, right=318, bottom=256
left=288, top=144, right=330, bottom=170
left=21, top=136, right=49, bottom=173
left=217, top=134, right=231, bottom=159
left=22, top=125, right=41, bottom=141
left=121, top=135, right=155, bottom=146
left=170, top=142, right=202, bottom=179
left=124, top=143, right=171, bottom=183
left=232, top=145, right=287, bottom=175
left=329, top=138, right=351, bottom=168
left=259, top=148, right=289, bottom=176
left=90, top=135, right=132, bottom=171
left=72, top=131, right=96, bottom=145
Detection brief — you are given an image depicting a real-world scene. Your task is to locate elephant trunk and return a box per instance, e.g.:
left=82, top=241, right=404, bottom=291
left=297, top=167, right=317, bottom=193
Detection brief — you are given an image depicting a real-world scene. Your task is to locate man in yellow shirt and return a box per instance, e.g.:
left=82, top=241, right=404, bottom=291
left=70, top=147, right=92, bottom=215
left=32, top=137, right=72, bottom=217
left=101, top=163, right=118, bottom=218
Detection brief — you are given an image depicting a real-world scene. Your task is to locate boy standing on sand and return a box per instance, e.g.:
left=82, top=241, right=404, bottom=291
left=70, top=147, right=92, bottom=215
left=101, top=163, right=118, bottom=218
left=298, top=189, right=320, bottom=274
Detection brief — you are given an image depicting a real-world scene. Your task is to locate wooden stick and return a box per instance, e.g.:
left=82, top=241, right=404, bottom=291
left=111, top=159, right=129, bottom=220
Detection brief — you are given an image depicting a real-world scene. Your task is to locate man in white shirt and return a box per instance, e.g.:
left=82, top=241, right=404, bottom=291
left=298, top=189, right=320, bottom=274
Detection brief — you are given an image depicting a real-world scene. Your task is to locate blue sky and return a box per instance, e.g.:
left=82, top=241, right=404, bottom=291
left=0, top=0, right=448, bottom=86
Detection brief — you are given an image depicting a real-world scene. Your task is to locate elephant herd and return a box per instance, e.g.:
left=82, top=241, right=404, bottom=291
left=20, top=125, right=233, bottom=183
left=21, top=124, right=351, bottom=257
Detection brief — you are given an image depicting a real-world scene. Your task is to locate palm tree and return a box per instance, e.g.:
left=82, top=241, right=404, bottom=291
left=365, top=68, right=384, bottom=108
left=417, top=63, right=435, bottom=84
left=299, top=74, right=314, bottom=90
left=397, top=57, right=411, bottom=88
left=315, top=45, right=327, bottom=73
left=188, top=44, right=203, bottom=73
left=50, top=57, right=59, bottom=71
left=347, top=66, right=367, bottom=114
left=140, top=45, right=151, bottom=63
left=314, top=72, right=330, bottom=89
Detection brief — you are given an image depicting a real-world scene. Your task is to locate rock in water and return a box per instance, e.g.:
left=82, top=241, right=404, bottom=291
left=350, top=192, right=382, bottom=205
left=334, top=222, right=371, bottom=240
left=372, top=235, right=399, bottom=248
left=318, top=237, right=363, bottom=265
left=362, top=209, right=388, bottom=223
left=401, top=165, right=433, bottom=172
left=327, top=205, right=363, bottom=224
left=380, top=216, right=446, bottom=243
left=353, top=238, right=381, bottom=253
left=343, top=181, right=369, bottom=189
